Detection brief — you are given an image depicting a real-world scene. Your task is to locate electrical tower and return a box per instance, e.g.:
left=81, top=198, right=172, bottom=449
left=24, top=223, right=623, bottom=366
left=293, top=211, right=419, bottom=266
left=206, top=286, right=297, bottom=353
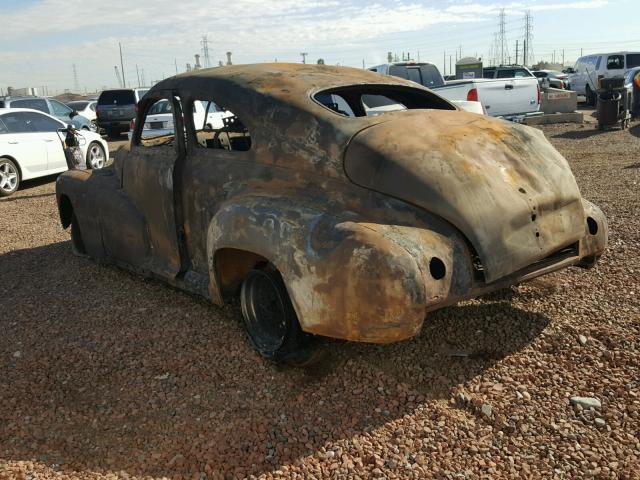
left=497, top=9, right=509, bottom=65
left=114, top=65, right=123, bottom=88
left=523, top=10, right=534, bottom=67
left=201, top=35, right=211, bottom=68
left=300, top=52, right=308, bottom=64
left=72, top=64, right=80, bottom=93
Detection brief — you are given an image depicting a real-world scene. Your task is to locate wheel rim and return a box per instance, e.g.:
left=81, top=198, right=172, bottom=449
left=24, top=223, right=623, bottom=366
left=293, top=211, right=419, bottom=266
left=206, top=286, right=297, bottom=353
left=89, top=144, right=105, bottom=169
left=0, top=161, right=18, bottom=193
left=241, top=271, right=288, bottom=352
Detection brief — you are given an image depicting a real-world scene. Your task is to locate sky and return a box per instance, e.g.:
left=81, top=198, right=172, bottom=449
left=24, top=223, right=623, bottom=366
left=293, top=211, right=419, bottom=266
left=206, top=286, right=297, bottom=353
left=1, top=0, right=639, bottom=95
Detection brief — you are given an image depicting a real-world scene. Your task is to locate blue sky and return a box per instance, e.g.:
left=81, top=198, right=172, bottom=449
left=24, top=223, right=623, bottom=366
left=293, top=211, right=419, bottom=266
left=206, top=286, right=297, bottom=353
left=1, top=0, right=638, bottom=94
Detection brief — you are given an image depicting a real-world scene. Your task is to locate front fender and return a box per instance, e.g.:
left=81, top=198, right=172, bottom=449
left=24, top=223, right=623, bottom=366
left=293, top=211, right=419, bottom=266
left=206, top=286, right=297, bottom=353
left=207, top=196, right=461, bottom=343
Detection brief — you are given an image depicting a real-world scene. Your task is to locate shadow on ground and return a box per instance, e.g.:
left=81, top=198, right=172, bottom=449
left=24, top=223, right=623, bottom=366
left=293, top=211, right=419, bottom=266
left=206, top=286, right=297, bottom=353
left=0, top=241, right=549, bottom=478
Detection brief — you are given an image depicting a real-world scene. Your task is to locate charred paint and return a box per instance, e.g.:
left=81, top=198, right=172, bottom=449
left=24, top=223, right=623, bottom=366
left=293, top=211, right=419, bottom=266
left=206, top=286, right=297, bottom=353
left=56, top=64, right=608, bottom=344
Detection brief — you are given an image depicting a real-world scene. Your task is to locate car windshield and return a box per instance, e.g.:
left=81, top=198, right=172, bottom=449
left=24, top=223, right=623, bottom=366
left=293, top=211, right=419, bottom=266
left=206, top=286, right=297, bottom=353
left=313, top=84, right=454, bottom=118
left=99, top=90, right=136, bottom=105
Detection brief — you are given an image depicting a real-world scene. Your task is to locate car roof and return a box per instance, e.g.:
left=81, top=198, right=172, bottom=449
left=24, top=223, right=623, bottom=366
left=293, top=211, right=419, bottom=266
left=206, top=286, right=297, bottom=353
left=0, top=107, right=65, bottom=122
left=150, top=63, right=432, bottom=104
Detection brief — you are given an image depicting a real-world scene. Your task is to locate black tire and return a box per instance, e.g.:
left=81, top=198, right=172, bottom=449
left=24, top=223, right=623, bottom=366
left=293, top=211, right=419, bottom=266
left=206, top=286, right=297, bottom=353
left=86, top=141, right=107, bottom=170
left=106, top=128, right=120, bottom=139
left=240, top=266, right=319, bottom=366
left=586, top=85, right=596, bottom=106
left=70, top=214, right=87, bottom=255
left=0, top=157, right=20, bottom=197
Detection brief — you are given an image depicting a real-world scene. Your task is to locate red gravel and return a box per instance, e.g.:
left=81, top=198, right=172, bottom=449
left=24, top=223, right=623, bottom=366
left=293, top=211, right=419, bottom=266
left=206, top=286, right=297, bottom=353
left=1, top=120, right=638, bottom=479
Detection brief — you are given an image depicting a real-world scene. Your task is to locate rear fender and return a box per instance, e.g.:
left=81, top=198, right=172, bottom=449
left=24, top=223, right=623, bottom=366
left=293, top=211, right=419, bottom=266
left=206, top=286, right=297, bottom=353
left=207, top=196, right=457, bottom=343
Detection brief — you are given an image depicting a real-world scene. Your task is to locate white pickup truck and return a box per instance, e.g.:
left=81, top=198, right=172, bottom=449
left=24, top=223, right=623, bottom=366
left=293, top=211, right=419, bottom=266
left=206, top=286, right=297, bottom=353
left=369, top=62, right=541, bottom=120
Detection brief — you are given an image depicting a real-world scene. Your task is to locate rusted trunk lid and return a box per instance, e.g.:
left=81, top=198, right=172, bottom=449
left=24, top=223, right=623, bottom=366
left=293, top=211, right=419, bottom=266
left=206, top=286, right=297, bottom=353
left=344, top=110, right=585, bottom=283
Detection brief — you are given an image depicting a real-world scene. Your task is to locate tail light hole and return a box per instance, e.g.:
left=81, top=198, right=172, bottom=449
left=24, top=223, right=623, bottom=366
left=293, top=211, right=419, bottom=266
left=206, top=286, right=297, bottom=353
left=587, top=217, right=598, bottom=235
left=429, top=257, right=446, bottom=280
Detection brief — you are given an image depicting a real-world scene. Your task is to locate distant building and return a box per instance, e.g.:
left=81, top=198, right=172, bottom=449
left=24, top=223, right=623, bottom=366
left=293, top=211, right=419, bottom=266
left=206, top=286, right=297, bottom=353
left=7, top=86, right=39, bottom=96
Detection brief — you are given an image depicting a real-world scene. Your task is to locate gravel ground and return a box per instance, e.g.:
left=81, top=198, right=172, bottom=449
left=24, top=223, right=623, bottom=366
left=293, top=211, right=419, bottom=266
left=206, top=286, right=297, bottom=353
left=1, top=121, right=638, bottom=480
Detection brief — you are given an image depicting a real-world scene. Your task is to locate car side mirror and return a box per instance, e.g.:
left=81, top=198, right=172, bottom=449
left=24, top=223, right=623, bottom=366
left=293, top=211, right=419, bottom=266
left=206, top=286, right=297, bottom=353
left=69, top=111, right=78, bottom=119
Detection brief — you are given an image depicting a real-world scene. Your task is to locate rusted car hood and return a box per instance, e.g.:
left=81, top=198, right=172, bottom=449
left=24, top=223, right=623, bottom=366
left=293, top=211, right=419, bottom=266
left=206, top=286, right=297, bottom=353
left=344, top=110, right=585, bottom=283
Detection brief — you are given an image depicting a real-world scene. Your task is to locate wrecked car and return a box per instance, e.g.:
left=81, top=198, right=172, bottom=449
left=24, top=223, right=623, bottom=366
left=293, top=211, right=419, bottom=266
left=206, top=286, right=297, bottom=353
left=56, top=64, right=608, bottom=364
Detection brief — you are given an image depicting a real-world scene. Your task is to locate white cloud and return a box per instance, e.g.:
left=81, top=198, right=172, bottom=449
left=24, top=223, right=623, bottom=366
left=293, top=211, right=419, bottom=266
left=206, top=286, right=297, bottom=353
left=0, top=0, right=611, bottom=91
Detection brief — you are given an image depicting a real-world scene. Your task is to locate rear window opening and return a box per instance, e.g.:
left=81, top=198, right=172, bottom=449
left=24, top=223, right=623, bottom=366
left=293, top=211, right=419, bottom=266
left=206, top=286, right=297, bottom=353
left=313, top=85, right=455, bottom=118
left=99, top=90, right=136, bottom=105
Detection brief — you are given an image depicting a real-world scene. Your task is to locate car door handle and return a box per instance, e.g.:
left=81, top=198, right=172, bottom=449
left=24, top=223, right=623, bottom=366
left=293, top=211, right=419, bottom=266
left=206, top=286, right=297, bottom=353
left=44, top=139, right=55, bottom=142
left=8, top=141, right=19, bottom=144
left=505, top=84, right=514, bottom=90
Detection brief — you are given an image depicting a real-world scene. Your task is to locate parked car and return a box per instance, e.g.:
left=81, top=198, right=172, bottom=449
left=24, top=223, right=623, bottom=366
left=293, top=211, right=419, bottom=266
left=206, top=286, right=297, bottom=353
left=483, top=66, right=535, bottom=79
left=96, top=88, right=148, bottom=138
left=0, top=96, right=94, bottom=131
left=66, top=100, right=97, bottom=128
left=435, top=76, right=540, bottom=119
left=568, top=51, right=640, bottom=105
left=368, top=62, right=445, bottom=88
left=532, top=70, right=569, bottom=89
left=624, top=66, right=640, bottom=118
left=0, top=108, right=108, bottom=196
left=56, top=64, right=607, bottom=364
left=371, top=62, right=538, bottom=119
left=127, top=99, right=233, bottom=140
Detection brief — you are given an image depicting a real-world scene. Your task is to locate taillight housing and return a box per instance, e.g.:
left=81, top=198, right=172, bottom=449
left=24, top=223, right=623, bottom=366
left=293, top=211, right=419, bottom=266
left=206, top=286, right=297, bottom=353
left=129, top=119, right=135, bottom=131
left=537, top=83, right=541, bottom=104
left=635, top=72, right=640, bottom=88
left=467, top=88, right=478, bottom=102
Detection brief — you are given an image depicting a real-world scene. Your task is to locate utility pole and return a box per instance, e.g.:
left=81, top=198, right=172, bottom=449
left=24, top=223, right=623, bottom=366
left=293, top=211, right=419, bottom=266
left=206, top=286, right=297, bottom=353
left=523, top=10, right=533, bottom=67
left=515, top=40, right=519, bottom=65
left=562, top=49, right=565, bottom=66
left=362, top=59, right=365, bottom=69
left=119, top=42, right=126, bottom=88
left=175, top=58, right=178, bottom=75
left=300, top=52, right=308, bottom=64
left=449, top=55, right=452, bottom=75
left=523, top=40, right=527, bottom=68
left=443, top=51, right=446, bottom=76
left=201, top=35, right=211, bottom=68
left=141, top=68, right=146, bottom=87
left=72, top=63, right=80, bottom=93
left=114, top=66, right=123, bottom=88
left=498, top=8, right=508, bottom=65
left=136, top=64, right=141, bottom=87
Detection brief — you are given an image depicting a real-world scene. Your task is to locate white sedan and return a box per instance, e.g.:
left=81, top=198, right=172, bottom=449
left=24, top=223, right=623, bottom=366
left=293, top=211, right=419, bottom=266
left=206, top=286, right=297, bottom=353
left=0, top=108, right=108, bottom=197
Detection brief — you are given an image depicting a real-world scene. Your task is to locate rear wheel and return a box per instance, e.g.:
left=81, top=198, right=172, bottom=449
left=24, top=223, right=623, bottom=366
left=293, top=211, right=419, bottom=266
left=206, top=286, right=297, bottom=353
left=86, top=142, right=106, bottom=169
left=70, top=214, right=86, bottom=255
left=240, top=266, right=319, bottom=366
left=0, top=157, right=20, bottom=197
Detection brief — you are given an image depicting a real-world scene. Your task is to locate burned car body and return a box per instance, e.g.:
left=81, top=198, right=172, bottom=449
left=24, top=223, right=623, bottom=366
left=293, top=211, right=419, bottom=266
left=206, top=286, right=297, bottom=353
left=56, top=64, right=607, bottom=362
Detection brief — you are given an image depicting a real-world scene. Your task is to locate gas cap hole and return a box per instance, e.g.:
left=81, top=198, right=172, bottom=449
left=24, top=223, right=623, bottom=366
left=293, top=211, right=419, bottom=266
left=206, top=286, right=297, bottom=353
left=587, top=217, right=598, bottom=235
left=429, top=257, right=446, bottom=280
left=518, top=187, right=527, bottom=194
